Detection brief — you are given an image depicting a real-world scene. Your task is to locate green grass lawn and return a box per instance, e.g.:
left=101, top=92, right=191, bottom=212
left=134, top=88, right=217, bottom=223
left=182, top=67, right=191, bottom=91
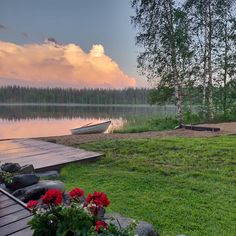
left=114, top=116, right=179, bottom=133
left=60, top=136, right=236, bottom=236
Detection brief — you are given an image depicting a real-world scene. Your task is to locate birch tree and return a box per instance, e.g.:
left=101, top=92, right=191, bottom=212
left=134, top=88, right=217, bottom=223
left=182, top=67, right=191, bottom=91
left=216, top=0, right=236, bottom=115
left=131, top=0, right=192, bottom=124
left=185, top=0, right=236, bottom=119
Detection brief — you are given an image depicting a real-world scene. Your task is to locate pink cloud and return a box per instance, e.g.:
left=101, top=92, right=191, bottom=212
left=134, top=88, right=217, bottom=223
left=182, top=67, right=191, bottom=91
left=0, top=41, right=136, bottom=88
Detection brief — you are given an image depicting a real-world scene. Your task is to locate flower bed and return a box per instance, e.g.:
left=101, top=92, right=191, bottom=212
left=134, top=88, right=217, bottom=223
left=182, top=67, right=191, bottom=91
left=27, top=187, right=136, bottom=236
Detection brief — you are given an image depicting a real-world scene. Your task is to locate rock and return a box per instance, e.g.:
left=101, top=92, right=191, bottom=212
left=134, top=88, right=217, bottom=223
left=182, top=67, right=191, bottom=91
left=136, top=221, right=158, bottom=236
left=1, top=163, right=21, bottom=173
left=6, top=174, right=40, bottom=191
left=12, top=180, right=65, bottom=202
left=36, top=171, right=59, bottom=179
left=105, top=213, right=159, bottom=236
left=19, top=164, right=35, bottom=174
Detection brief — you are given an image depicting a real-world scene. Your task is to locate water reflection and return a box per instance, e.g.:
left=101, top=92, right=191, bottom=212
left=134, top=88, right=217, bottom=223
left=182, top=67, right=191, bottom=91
left=0, top=105, right=176, bottom=120
left=0, top=105, right=176, bottom=139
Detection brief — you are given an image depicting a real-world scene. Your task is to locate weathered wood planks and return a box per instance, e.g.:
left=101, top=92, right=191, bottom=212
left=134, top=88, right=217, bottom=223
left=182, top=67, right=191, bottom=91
left=0, top=138, right=102, bottom=171
left=176, top=124, right=221, bottom=132
left=0, top=188, right=33, bottom=236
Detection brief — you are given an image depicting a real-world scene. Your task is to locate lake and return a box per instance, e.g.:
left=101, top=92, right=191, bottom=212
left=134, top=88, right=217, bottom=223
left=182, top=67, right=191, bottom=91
left=0, top=104, right=177, bottom=139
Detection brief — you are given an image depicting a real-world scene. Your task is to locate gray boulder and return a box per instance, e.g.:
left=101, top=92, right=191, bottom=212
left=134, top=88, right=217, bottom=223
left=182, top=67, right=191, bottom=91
left=36, top=170, right=59, bottom=179
left=19, top=164, right=35, bottom=174
left=105, top=213, right=159, bottom=236
left=1, top=163, right=21, bottom=173
left=12, top=180, right=65, bottom=202
left=6, top=174, right=40, bottom=191
left=136, top=221, right=159, bottom=236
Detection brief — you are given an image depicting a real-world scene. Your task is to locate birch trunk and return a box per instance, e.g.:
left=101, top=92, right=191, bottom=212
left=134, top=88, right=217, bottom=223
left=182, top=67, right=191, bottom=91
left=166, top=0, right=183, bottom=124
left=223, top=23, right=228, bottom=115
left=202, top=8, right=208, bottom=117
left=207, top=2, right=214, bottom=120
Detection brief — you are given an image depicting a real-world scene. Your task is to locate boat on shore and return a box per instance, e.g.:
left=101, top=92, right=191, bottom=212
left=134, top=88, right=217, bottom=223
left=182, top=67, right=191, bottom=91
left=71, top=120, right=111, bottom=135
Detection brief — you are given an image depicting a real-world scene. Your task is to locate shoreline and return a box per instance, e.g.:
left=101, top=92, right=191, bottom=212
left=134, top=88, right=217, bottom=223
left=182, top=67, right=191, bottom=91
left=0, top=103, right=177, bottom=108
left=1, top=122, right=235, bottom=144
left=38, top=122, right=236, bottom=146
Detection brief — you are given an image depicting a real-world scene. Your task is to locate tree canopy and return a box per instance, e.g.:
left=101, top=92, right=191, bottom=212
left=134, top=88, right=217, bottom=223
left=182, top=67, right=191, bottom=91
left=131, top=0, right=236, bottom=122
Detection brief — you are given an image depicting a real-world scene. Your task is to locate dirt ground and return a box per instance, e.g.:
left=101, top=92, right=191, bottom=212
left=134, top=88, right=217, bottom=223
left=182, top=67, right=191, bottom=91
left=38, top=122, right=236, bottom=146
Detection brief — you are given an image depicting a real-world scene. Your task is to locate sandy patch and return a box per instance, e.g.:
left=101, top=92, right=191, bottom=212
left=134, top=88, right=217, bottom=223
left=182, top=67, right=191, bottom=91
left=38, top=122, right=236, bottom=146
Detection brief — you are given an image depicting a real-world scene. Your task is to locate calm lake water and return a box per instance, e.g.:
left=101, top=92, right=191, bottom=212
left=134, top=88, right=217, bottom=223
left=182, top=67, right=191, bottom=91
left=0, top=104, right=177, bottom=139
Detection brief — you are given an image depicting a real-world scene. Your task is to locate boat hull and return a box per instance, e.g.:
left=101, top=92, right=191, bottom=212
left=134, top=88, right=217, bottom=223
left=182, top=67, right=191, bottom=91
left=71, top=121, right=111, bottom=135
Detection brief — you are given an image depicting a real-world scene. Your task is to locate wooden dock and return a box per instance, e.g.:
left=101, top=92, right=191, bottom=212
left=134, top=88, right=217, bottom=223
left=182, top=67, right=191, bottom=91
left=0, top=188, right=33, bottom=236
left=0, top=138, right=102, bottom=171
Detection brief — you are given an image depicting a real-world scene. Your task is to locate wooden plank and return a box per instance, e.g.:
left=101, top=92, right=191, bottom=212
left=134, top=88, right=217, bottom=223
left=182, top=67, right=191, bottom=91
left=0, top=146, right=88, bottom=160
left=0, top=141, right=25, bottom=152
left=0, top=194, right=9, bottom=201
left=0, top=148, right=100, bottom=165
left=0, top=215, right=32, bottom=235
left=0, top=142, right=97, bottom=158
left=0, top=188, right=28, bottom=208
left=0, top=149, right=59, bottom=160
left=9, top=227, right=33, bottom=236
left=0, top=209, right=31, bottom=227
left=177, top=124, right=220, bottom=132
left=0, top=196, right=10, bottom=202
left=0, top=138, right=102, bottom=171
left=36, top=155, right=101, bottom=172
left=34, top=154, right=101, bottom=170
left=0, top=149, right=100, bottom=167
left=1, top=147, right=45, bottom=155
left=0, top=188, right=33, bottom=235
left=0, top=198, right=16, bottom=208
left=10, top=151, right=101, bottom=167
left=0, top=204, right=23, bottom=217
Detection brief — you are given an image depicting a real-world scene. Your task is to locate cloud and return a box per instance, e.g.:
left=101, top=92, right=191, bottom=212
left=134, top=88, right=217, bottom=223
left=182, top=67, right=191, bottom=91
left=21, top=32, right=29, bottom=38
left=0, top=24, right=6, bottom=30
left=45, top=37, right=59, bottom=45
left=0, top=41, right=136, bottom=88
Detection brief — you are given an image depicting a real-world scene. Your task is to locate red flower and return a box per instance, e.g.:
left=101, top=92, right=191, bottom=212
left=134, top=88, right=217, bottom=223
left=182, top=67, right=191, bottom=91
left=86, top=191, right=110, bottom=207
left=27, top=200, right=38, bottom=209
left=86, top=193, right=93, bottom=204
left=69, top=188, right=84, bottom=199
left=95, top=221, right=108, bottom=232
left=41, top=189, right=63, bottom=206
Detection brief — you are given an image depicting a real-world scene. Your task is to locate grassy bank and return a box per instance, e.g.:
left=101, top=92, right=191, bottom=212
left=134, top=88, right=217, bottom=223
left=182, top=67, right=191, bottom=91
left=114, top=117, right=179, bottom=133
left=115, top=112, right=236, bottom=133
left=60, top=136, right=236, bottom=236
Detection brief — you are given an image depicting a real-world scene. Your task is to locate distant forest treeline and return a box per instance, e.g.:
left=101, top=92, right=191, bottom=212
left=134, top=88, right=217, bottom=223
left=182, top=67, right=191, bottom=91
left=0, top=86, right=149, bottom=104
left=1, top=85, right=233, bottom=107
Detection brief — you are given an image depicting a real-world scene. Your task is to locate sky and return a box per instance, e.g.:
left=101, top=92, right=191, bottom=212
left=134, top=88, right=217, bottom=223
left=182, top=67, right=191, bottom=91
left=0, top=0, right=147, bottom=89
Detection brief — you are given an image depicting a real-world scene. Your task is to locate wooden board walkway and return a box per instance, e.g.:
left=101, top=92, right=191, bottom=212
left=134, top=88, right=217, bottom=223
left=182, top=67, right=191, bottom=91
left=0, top=138, right=102, bottom=171
left=0, top=188, right=33, bottom=236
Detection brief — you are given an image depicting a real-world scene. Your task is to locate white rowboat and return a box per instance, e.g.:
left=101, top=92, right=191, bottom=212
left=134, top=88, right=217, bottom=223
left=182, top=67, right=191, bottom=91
left=71, top=121, right=111, bottom=135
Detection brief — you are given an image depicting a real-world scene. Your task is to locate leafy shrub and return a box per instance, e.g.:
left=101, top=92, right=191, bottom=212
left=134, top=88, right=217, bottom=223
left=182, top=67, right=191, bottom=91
left=27, top=188, right=136, bottom=236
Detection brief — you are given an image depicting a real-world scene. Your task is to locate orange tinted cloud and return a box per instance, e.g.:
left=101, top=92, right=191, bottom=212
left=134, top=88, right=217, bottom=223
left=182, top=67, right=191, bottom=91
left=0, top=41, right=136, bottom=88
